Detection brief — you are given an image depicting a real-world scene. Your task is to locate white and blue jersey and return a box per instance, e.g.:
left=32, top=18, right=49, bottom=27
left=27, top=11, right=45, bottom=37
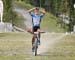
left=31, top=13, right=43, bottom=26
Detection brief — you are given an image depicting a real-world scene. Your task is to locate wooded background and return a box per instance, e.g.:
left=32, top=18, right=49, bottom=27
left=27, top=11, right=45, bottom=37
left=2, top=0, right=75, bottom=31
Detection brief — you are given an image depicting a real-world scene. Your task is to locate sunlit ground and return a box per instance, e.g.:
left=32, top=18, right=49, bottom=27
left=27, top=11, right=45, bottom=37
left=0, top=33, right=75, bottom=60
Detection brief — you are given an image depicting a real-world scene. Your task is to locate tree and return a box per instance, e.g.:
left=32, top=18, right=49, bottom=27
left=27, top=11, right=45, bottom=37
left=3, top=0, right=15, bottom=22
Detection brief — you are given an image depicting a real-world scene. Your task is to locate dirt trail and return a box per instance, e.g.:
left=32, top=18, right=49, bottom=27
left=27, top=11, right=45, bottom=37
left=37, top=33, right=66, bottom=55
left=14, top=7, right=32, bottom=29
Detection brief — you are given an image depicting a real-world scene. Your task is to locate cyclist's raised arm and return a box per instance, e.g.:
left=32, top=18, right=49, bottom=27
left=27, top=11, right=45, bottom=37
left=40, top=8, right=46, bottom=15
left=28, top=8, right=35, bottom=13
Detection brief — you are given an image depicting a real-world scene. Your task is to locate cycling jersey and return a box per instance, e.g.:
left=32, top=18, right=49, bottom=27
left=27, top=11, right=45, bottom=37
left=31, top=12, right=43, bottom=26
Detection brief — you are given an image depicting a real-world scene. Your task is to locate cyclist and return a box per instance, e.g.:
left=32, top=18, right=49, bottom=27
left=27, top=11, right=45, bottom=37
left=28, top=7, right=46, bottom=52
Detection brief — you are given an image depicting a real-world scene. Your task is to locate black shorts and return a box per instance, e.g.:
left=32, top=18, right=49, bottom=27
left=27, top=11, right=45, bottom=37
left=33, top=26, right=40, bottom=32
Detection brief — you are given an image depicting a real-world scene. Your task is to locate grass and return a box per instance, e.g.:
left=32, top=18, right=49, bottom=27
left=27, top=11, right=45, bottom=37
left=13, top=12, right=25, bottom=30
left=47, top=34, right=75, bottom=60
left=41, top=12, right=65, bottom=32
left=0, top=33, right=75, bottom=60
left=14, top=1, right=33, bottom=10
left=0, top=33, right=31, bottom=60
left=14, top=1, right=66, bottom=32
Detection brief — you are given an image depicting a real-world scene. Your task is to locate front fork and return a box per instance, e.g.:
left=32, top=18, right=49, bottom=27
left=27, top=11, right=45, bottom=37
left=32, top=32, right=40, bottom=46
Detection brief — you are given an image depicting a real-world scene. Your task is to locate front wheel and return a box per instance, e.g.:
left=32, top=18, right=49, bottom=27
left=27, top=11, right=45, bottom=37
left=34, top=38, right=38, bottom=56
left=35, top=45, right=38, bottom=56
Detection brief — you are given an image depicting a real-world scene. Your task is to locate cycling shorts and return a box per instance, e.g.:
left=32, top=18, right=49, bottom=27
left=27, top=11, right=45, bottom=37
left=33, top=26, right=40, bottom=32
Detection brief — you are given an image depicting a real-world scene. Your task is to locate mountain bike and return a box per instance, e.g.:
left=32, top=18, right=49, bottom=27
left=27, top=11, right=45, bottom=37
left=32, top=31, right=45, bottom=56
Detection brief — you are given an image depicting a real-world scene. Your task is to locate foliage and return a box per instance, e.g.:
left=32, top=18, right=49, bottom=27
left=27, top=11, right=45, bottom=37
left=3, top=0, right=16, bottom=23
left=2, top=0, right=75, bottom=31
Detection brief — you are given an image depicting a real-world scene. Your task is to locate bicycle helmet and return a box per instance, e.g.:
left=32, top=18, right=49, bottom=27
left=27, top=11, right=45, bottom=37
left=35, top=7, right=39, bottom=10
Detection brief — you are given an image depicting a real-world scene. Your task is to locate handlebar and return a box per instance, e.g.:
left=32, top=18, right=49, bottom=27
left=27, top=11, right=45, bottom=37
left=34, top=31, right=45, bottom=34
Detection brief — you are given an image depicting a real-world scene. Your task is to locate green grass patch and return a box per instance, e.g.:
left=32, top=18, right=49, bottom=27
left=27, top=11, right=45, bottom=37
left=15, top=1, right=33, bottom=10
left=0, top=33, right=32, bottom=60
left=47, top=34, right=75, bottom=60
left=41, top=13, right=65, bottom=32
left=13, top=12, right=25, bottom=29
